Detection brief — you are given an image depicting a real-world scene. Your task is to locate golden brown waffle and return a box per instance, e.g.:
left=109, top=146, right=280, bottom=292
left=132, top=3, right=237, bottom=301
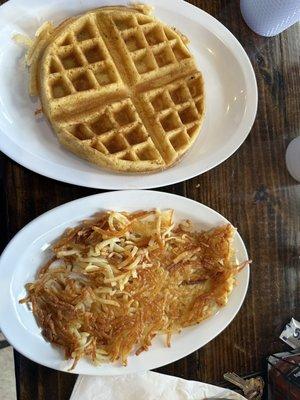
left=32, top=5, right=205, bottom=172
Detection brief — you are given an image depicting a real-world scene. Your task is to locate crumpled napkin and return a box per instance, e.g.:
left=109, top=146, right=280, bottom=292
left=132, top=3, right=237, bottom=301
left=70, top=371, right=246, bottom=400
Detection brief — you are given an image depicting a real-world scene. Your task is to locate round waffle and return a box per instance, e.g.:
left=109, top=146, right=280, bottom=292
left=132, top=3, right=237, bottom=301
left=33, top=6, right=205, bottom=173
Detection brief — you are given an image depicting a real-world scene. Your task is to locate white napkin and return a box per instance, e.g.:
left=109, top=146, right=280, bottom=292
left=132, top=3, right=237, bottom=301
left=0, top=332, right=17, bottom=400
left=70, top=371, right=246, bottom=400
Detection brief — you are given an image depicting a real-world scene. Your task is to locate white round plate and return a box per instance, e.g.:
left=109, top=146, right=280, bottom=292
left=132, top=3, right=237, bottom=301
left=0, top=190, right=249, bottom=375
left=0, top=0, right=257, bottom=190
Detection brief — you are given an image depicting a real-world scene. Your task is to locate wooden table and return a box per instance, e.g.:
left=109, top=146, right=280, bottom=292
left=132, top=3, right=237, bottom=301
left=1, top=0, right=299, bottom=399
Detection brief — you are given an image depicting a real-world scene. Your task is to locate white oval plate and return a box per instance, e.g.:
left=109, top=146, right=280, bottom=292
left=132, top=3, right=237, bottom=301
left=0, top=190, right=249, bottom=375
left=0, top=0, right=257, bottom=190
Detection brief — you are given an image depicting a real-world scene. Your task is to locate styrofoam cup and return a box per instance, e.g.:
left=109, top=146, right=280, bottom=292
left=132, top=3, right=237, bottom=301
left=240, top=0, right=300, bottom=37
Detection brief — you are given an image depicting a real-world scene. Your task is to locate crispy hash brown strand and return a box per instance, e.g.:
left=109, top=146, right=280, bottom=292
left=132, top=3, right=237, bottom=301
left=20, top=210, right=247, bottom=369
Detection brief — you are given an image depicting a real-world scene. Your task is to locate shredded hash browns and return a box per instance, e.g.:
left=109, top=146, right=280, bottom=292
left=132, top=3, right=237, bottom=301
left=20, top=210, right=247, bottom=369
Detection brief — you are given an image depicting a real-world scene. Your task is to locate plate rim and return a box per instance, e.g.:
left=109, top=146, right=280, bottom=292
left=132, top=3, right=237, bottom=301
left=0, top=190, right=250, bottom=375
left=0, top=0, right=258, bottom=190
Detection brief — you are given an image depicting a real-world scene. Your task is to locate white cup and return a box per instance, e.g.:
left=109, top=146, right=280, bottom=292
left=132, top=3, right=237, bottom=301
left=240, top=0, right=300, bottom=37
left=286, top=137, right=300, bottom=182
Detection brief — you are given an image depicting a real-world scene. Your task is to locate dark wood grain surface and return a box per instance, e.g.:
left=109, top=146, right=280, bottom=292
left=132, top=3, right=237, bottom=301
left=0, top=0, right=299, bottom=399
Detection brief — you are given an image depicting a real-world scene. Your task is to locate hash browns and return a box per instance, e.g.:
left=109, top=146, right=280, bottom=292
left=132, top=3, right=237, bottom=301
left=20, top=209, right=245, bottom=368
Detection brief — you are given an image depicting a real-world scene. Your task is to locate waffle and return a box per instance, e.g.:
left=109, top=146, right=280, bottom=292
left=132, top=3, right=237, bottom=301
left=31, top=5, right=205, bottom=172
